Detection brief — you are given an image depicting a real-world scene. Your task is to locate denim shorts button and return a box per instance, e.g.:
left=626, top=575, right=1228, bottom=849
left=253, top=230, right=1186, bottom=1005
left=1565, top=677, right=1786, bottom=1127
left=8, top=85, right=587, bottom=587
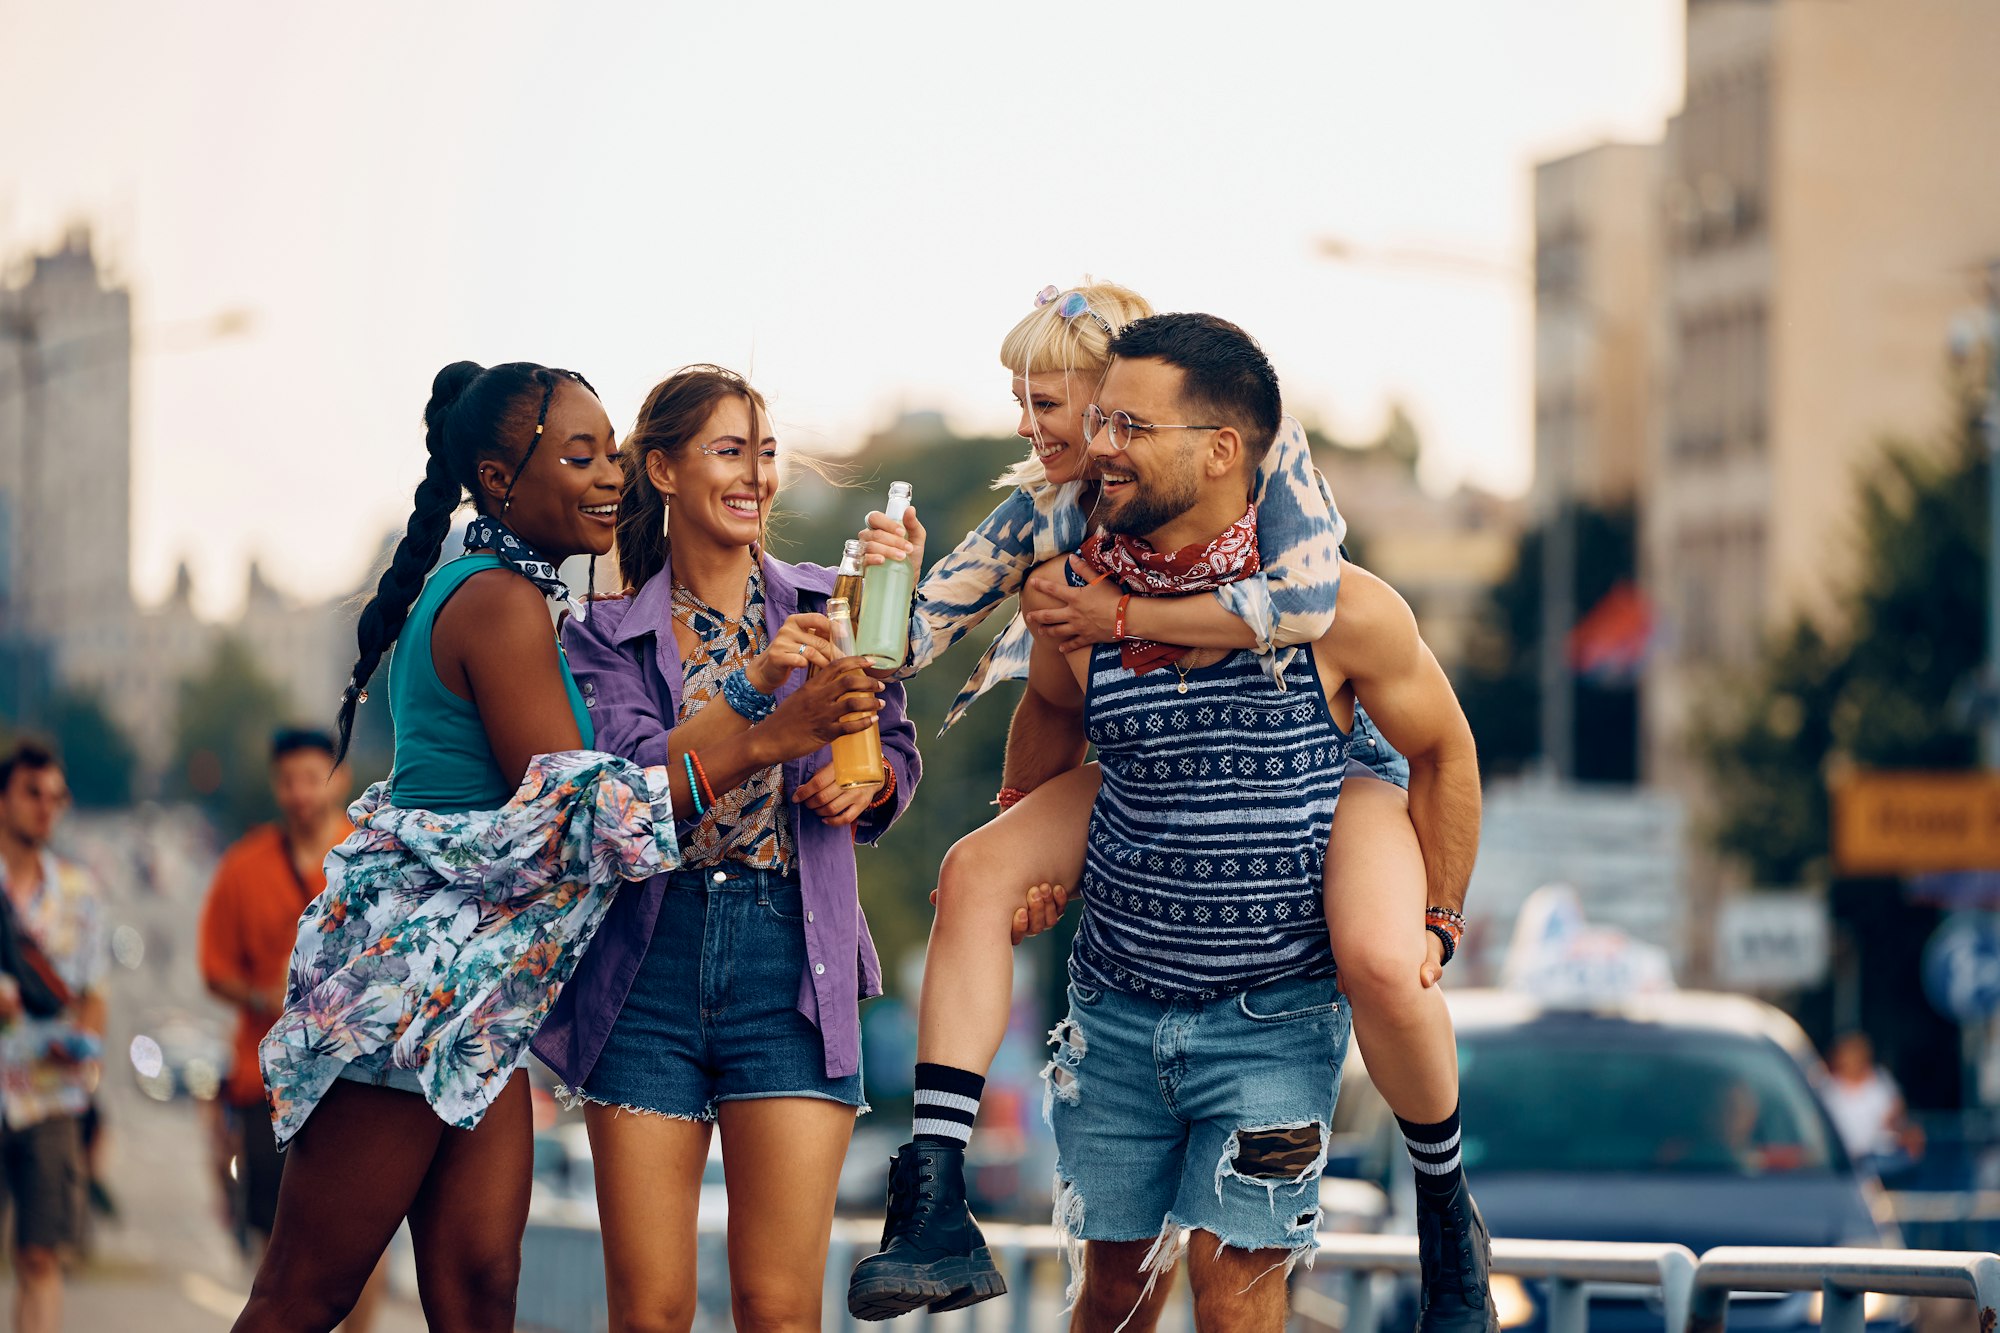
left=712, top=870, right=727, bottom=884
left=814, top=963, right=825, bottom=976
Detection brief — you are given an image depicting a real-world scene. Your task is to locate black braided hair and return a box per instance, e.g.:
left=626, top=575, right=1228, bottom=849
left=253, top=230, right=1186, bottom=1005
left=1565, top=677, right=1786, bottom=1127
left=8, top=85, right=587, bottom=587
left=333, top=361, right=591, bottom=764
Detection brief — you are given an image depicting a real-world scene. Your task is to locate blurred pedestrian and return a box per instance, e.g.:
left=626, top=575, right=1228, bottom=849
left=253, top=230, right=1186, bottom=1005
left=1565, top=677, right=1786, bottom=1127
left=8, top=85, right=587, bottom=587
left=199, top=728, right=386, bottom=1328
left=0, top=740, right=109, bottom=1333
left=1822, top=1032, right=1923, bottom=1173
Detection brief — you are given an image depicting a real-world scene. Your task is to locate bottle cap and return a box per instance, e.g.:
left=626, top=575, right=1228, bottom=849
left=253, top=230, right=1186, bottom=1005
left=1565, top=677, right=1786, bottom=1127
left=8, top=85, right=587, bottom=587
left=884, top=481, right=913, bottom=522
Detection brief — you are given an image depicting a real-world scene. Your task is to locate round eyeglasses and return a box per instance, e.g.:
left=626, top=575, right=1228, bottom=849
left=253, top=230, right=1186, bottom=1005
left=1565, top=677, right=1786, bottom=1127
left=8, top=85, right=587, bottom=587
left=1081, top=404, right=1223, bottom=451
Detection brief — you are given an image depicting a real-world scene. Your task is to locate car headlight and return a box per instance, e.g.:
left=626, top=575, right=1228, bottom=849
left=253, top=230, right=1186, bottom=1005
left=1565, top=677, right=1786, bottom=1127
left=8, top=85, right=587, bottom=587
left=1489, top=1274, right=1536, bottom=1329
left=1805, top=1290, right=1903, bottom=1323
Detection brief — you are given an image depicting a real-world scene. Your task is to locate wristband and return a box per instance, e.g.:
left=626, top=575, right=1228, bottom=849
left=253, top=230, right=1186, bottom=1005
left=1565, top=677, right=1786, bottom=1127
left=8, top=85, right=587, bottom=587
left=1425, top=923, right=1457, bottom=968
left=1113, top=594, right=1132, bottom=641
left=995, top=787, right=1030, bottom=811
left=683, top=752, right=707, bottom=819
left=722, top=668, right=778, bottom=721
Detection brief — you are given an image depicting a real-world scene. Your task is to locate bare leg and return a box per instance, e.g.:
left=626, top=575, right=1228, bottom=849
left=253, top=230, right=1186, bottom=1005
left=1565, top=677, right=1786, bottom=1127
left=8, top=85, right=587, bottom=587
left=406, top=1073, right=534, bottom=1333
left=232, top=1082, right=446, bottom=1333
left=1071, top=1239, right=1174, bottom=1333
left=1325, top=774, right=1458, bottom=1123
left=916, top=763, right=1100, bottom=1073
left=337, top=1254, right=391, bottom=1333
left=584, top=1103, right=711, bottom=1333
left=13, top=1245, right=62, bottom=1333
left=718, top=1097, right=855, bottom=1331
left=1184, top=1232, right=1292, bottom=1333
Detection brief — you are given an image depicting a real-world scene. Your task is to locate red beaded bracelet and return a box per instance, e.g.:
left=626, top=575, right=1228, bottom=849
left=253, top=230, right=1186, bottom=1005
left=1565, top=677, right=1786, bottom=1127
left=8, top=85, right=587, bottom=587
left=995, top=787, right=1030, bottom=811
left=688, top=750, right=718, bottom=811
left=867, top=763, right=897, bottom=809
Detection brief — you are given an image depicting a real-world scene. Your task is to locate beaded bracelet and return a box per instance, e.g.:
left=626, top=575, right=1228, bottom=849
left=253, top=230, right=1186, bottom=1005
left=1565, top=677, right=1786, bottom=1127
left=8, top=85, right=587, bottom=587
left=1425, top=923, right=1458, bottom=968
left=721, top=668, right=777, bottom=722
left=1424, top=905, right=1467, bottom=939
left=868, top=763, right=897, bottom=809
left=688, top=750, right=718, bottom=811
left=682, top=752, right=706, bottom=818
left=994, top=787, right=1030, bottom=811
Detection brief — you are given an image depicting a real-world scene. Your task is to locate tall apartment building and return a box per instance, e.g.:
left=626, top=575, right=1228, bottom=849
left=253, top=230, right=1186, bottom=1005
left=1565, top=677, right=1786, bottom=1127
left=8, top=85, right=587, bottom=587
left=0, top=230, right=135, bottom=703
left=1534, top=142, right=1662, bottom=516
left=1643, top=0, right=2000, bottom=793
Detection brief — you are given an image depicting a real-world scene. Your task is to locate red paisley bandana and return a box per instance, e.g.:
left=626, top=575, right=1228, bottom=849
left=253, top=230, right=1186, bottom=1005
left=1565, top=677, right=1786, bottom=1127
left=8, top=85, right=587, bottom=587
left=1078, top=507, right=1262, bottom=674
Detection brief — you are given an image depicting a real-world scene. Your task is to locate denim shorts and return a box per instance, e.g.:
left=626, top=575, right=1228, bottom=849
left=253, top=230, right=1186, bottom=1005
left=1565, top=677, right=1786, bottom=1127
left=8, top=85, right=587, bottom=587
left=1045, top=971, right=1351, bottom=1261
left=334, top=1054, right=426, bottom=1097
left=1348, top=703, right=1410, bottom=789
left=578, top=865, right=865, bottom=1121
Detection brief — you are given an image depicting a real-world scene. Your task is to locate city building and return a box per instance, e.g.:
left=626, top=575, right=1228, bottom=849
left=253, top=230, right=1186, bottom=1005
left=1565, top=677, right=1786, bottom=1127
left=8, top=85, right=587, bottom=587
left=1, top=231, right=359, bottom=776
left=0, top=229, right=135, bottom=720
left=1642, top=0, right=2000, bottom=796
left=1534, top=142, right=1662, bottom=516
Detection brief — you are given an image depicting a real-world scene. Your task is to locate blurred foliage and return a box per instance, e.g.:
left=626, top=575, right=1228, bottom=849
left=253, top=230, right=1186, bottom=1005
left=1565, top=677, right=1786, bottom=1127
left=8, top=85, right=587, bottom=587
left=1451, top=505, right=1641, bottom=783
left=47, top=687, right=137, bottom=807
left=171, top=635, right=292, bottom=838
left=1695, top=392, right=1984, bottom=884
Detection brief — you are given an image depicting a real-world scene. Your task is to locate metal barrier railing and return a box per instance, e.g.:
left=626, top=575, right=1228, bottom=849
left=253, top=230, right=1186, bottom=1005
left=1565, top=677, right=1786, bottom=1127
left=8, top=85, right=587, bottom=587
left=1307, top=1235, right=1696, bottom=1333
left=520, top=1210, right=2000, bottom=1333
left=1688, top=1247, right=2000, bottom=1333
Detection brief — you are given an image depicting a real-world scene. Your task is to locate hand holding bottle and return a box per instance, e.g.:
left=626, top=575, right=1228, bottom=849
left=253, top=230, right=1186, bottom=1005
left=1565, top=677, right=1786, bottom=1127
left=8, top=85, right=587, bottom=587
left=745, top=613, right=835, bottom=694
left=758, top=656, right=883, bottom=761
left=858, top=504, right=925, bottom=571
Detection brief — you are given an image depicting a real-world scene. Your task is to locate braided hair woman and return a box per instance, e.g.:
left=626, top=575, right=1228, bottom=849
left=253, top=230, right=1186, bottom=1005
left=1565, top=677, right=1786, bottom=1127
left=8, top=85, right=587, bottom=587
left=236, top=362, right=656, bottom=1333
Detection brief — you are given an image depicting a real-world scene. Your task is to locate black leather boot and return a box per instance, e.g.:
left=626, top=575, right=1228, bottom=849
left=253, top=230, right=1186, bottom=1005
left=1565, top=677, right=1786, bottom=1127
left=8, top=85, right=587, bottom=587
left=846, top=1142, right=1007, bottom=1320
left=1415, top=1178, right=1499, bottom=1333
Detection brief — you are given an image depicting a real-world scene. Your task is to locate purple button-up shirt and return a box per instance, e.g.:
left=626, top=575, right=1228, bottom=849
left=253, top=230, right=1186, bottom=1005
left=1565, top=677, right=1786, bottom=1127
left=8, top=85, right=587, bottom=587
left=532, top=552, right=919, bottom=1083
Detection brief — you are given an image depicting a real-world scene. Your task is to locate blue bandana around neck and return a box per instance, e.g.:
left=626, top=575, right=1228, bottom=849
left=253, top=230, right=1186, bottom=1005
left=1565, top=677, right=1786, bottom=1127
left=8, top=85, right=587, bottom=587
left=461, top=513, right=584, bottom=616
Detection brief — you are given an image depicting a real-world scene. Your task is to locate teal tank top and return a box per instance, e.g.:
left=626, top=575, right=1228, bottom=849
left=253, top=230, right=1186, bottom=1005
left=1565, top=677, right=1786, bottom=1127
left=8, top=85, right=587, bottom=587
left=387, top=554, right=594, bottom=813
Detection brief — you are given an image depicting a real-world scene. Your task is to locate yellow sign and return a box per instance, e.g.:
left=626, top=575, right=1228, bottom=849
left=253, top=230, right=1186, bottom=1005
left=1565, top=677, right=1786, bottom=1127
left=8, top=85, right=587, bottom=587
left=1833, top=771, right=2000, bottom=875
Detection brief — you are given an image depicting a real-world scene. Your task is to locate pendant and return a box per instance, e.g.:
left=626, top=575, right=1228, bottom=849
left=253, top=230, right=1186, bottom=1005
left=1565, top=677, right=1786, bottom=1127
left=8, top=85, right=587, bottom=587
left=1177, top=679, right=1189, bottom=695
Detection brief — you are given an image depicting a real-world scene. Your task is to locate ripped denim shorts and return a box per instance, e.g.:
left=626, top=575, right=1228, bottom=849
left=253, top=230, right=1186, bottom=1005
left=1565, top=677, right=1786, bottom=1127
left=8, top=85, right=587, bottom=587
left=1045, top=970, right=1352, bottom=1266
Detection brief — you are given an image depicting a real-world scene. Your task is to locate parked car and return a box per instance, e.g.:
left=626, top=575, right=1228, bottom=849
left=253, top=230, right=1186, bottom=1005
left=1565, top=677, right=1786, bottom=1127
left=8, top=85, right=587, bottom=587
left=1310, top=989, right=1906, bottom=1333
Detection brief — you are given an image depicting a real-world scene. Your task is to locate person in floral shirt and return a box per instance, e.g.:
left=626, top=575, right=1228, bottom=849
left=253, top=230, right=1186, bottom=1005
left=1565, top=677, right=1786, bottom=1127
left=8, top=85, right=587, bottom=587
left=0, top=741, right=107, bottom=1333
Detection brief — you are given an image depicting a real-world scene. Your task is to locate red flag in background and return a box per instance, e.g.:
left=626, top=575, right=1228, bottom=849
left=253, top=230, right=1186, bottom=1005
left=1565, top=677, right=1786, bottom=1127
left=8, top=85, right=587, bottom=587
left=1567, top=581, right=1654, bottom=684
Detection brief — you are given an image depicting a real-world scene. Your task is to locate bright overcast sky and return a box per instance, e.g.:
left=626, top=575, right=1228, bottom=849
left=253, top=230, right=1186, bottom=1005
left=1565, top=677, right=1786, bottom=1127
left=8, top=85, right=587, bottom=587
left=2, top=1, right=1682, bottom=618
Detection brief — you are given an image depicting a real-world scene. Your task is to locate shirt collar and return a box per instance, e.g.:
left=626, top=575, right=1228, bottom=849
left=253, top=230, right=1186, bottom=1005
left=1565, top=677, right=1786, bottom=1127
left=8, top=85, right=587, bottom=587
left=617, top=548, right=832, bottom=647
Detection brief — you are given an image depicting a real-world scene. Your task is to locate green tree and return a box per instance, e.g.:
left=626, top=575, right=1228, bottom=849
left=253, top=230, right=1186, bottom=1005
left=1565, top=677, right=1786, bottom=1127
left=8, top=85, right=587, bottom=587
left=48, top=688, right=138, bottom=807
left=172, top=636, right=293, bottom=838
left=1451, top=505, right=1641, bottom=783
left=1695, top=395, right=1984, bottom=885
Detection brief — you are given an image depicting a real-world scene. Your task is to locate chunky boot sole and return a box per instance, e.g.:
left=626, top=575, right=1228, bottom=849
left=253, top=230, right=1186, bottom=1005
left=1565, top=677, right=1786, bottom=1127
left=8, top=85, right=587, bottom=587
left=848, top=1249, right=1007, bottom=1321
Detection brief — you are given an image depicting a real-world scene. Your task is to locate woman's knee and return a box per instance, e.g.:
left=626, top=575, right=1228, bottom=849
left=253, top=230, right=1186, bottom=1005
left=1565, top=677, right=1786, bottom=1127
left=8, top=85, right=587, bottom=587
left=1337, top=934, right=1430, bottom=1013
left=729, top=1281, right=820, bottom=1332
left=417, top=1249, right=520, bottom=1330
left=935, top=830, right=1016, bottom=918
left=609, top=1300, right=697, bottom=1333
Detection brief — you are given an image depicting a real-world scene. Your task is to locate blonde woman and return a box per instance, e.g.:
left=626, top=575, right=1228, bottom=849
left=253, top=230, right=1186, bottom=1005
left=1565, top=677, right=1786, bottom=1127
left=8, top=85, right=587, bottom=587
left=847, top=285, right=1489, bottom=1333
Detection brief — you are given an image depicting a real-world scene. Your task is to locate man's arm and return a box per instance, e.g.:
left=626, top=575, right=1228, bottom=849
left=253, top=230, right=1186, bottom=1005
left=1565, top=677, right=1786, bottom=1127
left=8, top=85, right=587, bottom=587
left=1006, top=560, right=1090, bottom=792
left=1324, top=566, right=1481, bottom=914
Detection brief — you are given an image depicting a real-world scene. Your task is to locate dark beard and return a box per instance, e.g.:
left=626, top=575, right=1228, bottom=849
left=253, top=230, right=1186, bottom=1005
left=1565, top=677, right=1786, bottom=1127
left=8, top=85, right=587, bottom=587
left=1102, top=461, right=1201, bottom=539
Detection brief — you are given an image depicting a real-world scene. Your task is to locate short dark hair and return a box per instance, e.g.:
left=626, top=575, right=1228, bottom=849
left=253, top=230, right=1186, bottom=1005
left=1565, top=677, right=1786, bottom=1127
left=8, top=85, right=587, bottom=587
left=271, top=727, right=338, bottom=763
left=0, top=740, right=61, bottom=794
left=1108, top=314, right=1283, bottom=465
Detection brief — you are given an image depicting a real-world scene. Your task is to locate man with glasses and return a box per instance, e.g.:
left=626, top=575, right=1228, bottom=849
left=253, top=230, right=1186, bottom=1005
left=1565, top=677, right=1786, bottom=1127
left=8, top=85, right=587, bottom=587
left=854, top=314, right=1490, bottom=1332
left=0, top=741, right=107, bottom=1333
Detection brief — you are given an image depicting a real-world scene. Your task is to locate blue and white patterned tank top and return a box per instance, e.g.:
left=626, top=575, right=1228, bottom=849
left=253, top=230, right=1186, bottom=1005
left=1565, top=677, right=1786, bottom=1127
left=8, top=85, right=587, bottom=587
left=1068, top=638, right=1348, bottom=1001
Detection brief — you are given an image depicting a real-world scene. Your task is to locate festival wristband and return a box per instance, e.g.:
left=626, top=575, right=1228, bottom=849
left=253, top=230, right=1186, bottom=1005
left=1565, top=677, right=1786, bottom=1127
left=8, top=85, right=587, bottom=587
left=1114, top=594, right=1132, bottom=641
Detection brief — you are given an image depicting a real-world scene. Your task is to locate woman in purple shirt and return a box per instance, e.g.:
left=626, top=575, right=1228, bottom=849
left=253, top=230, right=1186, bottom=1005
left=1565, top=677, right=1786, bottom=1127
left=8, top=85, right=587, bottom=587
left=533, top=365, right=919, bottom=1330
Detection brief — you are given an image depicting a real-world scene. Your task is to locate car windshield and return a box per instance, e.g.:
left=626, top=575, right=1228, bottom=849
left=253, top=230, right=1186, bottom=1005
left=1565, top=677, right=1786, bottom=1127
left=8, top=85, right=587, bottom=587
left=1459, top=1022, right=1840, bottom=1177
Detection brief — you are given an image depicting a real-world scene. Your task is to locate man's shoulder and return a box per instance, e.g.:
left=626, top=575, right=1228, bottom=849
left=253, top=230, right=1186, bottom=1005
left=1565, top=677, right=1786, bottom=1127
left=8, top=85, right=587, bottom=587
left=216, top=824, right=284, bottom=875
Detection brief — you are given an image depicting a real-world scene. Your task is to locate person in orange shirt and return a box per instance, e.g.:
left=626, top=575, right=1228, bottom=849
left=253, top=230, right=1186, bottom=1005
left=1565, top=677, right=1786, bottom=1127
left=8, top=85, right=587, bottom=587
left=198, top=728, right=385, bottom=1328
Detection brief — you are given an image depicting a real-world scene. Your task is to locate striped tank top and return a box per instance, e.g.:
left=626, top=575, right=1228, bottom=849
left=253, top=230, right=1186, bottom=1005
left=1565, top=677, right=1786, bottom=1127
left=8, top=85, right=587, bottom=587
left=1068, top=639, right=1348, bottom=1001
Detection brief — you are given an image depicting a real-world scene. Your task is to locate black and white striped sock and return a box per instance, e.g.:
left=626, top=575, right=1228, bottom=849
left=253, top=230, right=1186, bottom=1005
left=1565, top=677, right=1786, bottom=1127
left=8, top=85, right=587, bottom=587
left=913, top=1063, right=985, bottom=1148
left=1398, top=1105, right=1464, bottom=1197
